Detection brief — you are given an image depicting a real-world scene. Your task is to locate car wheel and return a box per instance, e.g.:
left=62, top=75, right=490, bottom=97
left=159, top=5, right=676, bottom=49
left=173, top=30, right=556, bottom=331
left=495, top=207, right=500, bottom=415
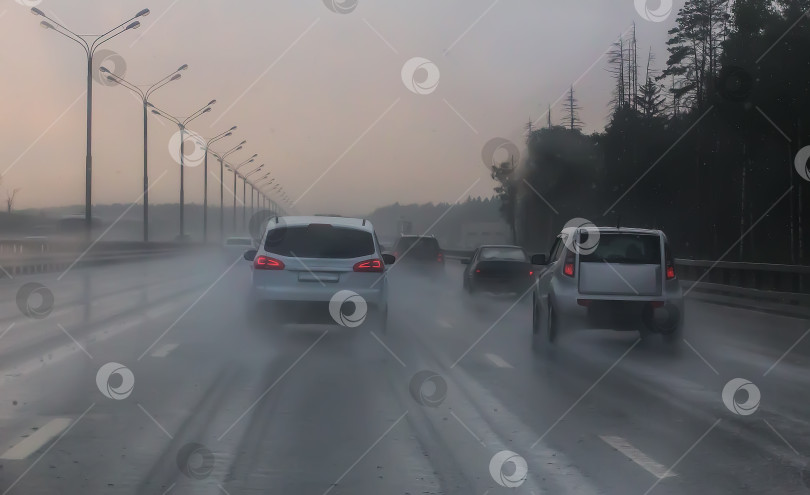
left=546, top=299, right=558, bottom=343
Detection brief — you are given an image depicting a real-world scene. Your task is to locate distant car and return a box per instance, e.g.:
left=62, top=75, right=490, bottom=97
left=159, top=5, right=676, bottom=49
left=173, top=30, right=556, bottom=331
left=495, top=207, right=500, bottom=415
left=531, top=227, right=683, bottom=345
left=244, top=216, right=394, bottom=330
left=223, top=236, right=255, bottom=259
left=391, top=235, right=444, bottom=273
left=461, top=245, right=534, bottom=294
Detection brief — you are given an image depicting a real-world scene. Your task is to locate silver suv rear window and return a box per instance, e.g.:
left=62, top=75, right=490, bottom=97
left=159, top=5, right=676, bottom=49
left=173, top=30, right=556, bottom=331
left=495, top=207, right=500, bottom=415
left=579, top=233, right=661, bottom=264
left=265, top=225, right=375, bottom=259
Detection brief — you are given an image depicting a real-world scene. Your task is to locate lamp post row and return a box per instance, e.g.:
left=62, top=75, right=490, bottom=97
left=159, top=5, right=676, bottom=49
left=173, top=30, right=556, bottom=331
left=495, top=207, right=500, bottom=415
left=31, top=5, right=290, bottom=242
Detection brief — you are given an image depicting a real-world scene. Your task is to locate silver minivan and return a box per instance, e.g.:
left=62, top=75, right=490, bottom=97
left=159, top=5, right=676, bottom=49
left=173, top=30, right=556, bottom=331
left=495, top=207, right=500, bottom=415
left=243, top=216, right=394, bottom=330
left=531, top=226, right=683, bottom=345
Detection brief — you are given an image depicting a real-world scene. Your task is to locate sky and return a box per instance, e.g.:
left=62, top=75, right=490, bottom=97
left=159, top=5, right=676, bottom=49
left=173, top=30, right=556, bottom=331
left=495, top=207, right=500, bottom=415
left=0, top=0, right=683, bottom=216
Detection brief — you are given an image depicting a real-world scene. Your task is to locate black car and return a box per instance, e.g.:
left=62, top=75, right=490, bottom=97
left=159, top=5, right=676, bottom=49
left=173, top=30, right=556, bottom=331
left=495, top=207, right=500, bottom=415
left=462, top=245, right=535, bottom=294
left=391, top=235, right=445, bottom=270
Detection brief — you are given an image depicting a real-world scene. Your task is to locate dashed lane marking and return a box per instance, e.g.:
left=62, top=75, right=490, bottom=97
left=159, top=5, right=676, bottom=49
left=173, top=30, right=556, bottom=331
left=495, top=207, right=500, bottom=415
left=0, top=418, right=72, bottom=460
left=484, top=353, right=514, bottom=368
left=600, top=435, right=676, bottom=479
left=150, top=343, right=179, bottom=358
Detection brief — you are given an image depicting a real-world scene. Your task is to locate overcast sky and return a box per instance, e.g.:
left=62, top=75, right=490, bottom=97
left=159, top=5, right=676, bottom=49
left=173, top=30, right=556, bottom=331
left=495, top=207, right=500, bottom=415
left=0, top=0, right=683, bottom=215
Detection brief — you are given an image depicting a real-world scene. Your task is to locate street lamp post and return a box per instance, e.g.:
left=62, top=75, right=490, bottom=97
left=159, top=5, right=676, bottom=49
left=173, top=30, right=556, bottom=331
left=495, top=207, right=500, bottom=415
left=242, top=164, right=265, bottom=229
left=210, top=141, right=245, bottom=241
left=150, top=100, right=216, bottom=239
left=32, top=6, right=150, bottom=238
left=228, top=155, right=257, bottom=232
left=102, top=64, right=186, bottom=241
left=202, top=127, right=237, bottom=242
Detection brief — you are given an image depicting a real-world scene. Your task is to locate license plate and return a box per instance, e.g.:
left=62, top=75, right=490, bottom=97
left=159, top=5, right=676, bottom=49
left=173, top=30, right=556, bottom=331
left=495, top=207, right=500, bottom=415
left=298, top=272, right=339, bottom=283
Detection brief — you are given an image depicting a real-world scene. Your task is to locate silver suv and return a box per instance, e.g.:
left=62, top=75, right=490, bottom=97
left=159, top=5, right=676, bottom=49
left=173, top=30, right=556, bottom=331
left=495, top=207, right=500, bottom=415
left=243, top=216, right=394, bottom=330
left=531, top=226, right=683, bottom=345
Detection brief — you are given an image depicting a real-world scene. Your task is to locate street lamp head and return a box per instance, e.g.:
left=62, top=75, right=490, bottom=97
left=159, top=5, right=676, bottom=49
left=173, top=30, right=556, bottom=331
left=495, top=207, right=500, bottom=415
left=177, top=64, right=189, bottom=71
left=136, top=8, right=151, bottom=17
left=251, top=153, right=258, bottom=158
left=126, top=21, right=141, bottom=30
left=99, top=66, right=111, bottom=73
left=203, top=107, right=212, bottom=113
left=31, top=7, right=44, bottom=16
left=106, top=76, right=119, bottom=84
left=239, top=140, right=247, bottom=146
left=39, top=20, right=54, bottom=30
left=224, top=132, right=233, bottom=138
left=151, top=109, right=161, bottom=115
left=170, top=73, right=182, bottom=81
left=230, top=126, right=238, bottom=131
left=208, top=99, right=217, bottom=106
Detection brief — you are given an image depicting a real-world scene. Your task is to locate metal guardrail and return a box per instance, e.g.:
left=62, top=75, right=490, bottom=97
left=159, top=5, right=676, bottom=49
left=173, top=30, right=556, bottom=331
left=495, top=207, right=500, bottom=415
left=442, top=249, right=809, bottom=302
left=0, top=240, right=199, bottom=279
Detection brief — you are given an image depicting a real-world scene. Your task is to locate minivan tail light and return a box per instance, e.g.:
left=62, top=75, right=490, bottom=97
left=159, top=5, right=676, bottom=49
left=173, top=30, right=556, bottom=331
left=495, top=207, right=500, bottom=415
left=563, top=250, right=575, bottom=277
left=254, top=255, right=285, bottom=270
left=437, top=252, right=444, bottom=262
left=354, top=259, right=384, bottom=272
left=666, top=264, right=676, bottom=280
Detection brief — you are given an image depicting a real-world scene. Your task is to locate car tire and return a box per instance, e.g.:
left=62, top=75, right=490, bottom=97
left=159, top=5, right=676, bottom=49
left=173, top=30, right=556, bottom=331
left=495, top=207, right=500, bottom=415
left=546, top=299, right=558, bottom=343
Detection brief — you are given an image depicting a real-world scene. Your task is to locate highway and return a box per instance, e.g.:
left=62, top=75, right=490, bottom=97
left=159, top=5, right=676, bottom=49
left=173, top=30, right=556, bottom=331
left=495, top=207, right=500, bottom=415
left=0, top=253, right=808, bottom=494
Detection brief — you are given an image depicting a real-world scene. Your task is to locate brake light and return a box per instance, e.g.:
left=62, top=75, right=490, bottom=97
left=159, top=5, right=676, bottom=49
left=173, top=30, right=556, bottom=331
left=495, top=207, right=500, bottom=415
left=563, top=250, right=575, bottom=277
left=354, top=259, right=384, bottom=272
left=529, top=270, right=534, bottom=276
left=254, top=255, right=284, bottom=270
left=475, top=269, right=481, bottom=273
left=666, top=265, right=676, bottom=280
left=437, top=252, right=444, bottom=262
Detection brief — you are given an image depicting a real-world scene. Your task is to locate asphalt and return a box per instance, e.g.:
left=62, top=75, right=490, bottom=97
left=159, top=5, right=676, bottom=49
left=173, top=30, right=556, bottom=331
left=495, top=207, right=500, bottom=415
left=0, top=252, right=808, bottom=494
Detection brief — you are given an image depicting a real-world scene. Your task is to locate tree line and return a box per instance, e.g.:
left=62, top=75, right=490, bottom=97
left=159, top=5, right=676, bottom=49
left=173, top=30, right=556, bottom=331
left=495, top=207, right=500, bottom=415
left=493, top=0, right=810, bottom=264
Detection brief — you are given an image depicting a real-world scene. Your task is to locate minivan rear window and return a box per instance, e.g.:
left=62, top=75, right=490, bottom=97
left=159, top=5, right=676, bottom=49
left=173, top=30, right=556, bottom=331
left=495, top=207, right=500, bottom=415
left=264, top=225, right=375, bottom=258
left=579, top=233, right=661, bottom=264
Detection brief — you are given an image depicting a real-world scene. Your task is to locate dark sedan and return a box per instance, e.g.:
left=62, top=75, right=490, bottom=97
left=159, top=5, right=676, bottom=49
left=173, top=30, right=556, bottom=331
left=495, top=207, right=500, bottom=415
left=462, top=245, right=535, bottom=294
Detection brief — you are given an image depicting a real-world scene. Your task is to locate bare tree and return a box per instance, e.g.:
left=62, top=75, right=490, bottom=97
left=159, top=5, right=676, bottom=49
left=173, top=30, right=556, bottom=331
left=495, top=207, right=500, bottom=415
left=563, top=85, right=585, bottom=131
left=6, top=188, right=20, bottom=213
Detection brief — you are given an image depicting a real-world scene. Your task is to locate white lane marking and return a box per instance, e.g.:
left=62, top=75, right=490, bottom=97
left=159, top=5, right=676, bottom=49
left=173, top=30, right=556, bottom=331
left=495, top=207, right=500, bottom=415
left=0, top=418, right=72, bottom=460
left=437, top=319, right=452, bottom=329
left=485, top=353, right=514, bottom=369
left=599, top=435, right=676, bottom=479
left=150, top=343, right=179, bottom=358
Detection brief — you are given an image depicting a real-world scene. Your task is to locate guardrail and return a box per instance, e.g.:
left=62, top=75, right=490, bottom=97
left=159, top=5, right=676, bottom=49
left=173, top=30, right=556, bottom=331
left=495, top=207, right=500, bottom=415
left=442, top=249, right=809, bottom=316
left=0, top=240, right=199, bottom=279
